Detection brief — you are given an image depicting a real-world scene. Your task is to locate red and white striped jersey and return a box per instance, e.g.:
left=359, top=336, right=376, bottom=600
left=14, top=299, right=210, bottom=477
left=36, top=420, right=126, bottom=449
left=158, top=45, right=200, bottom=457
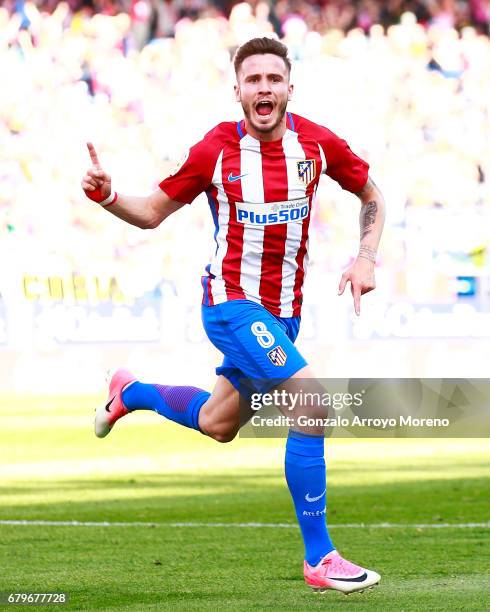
left=159, top=112, right=368, bottom=317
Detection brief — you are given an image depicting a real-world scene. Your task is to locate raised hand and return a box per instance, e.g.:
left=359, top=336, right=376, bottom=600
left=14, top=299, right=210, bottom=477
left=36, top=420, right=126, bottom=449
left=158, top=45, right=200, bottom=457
left=81, top=142, right=113, bottom=204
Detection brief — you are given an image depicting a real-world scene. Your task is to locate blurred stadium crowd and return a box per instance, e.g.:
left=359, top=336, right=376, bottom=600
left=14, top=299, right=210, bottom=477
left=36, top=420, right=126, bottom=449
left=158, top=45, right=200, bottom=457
left=0, top=0, right=489, bottom=370
left=4, top=0, right=490, bottom=38
left=0, top=0, right=490, bottom=393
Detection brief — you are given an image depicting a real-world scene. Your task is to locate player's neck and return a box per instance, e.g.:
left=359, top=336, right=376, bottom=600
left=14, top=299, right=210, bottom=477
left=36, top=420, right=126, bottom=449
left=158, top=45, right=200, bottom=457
left=243, top=116, right=288, bottom=142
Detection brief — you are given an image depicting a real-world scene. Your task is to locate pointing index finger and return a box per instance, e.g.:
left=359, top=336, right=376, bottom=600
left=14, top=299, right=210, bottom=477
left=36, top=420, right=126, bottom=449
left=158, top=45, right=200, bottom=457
left=87, top=142, right=100, bottom=167
left=353, top=284, right=361, bottom=316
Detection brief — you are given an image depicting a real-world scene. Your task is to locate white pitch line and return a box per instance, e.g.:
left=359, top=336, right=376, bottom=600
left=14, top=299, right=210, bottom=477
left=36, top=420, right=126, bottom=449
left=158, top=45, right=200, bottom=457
left=0, top=520, right=489, bottom=529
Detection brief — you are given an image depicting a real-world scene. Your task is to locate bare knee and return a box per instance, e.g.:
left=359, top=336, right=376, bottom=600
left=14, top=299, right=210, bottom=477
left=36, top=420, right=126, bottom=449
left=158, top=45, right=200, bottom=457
left=199, top=412, right=238, bottom=443
left=212, top=428, right=238, bottom=443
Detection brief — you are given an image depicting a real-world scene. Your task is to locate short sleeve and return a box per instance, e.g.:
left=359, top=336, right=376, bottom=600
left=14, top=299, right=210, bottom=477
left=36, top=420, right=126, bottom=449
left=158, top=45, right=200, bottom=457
left=159, top=137, right=217, bottom=204
left=321, top=130, right=369, bottom=193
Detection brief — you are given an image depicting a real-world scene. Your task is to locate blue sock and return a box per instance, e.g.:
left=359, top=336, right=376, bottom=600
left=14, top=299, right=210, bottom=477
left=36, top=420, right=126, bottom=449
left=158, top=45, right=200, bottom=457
left=122, top=383, right=210, bottom=432
left=285, top=430, right=335, bottom=566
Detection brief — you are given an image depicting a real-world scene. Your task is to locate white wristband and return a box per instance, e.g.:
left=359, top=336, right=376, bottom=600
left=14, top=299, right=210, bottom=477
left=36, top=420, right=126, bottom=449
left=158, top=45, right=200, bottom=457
left=99, top=190, right=118, bottom=207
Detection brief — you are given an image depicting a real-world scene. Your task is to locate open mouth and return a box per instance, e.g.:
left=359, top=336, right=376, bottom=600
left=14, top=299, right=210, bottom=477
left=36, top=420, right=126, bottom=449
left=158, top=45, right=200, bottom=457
left=255, top=101, right=274, bottom=117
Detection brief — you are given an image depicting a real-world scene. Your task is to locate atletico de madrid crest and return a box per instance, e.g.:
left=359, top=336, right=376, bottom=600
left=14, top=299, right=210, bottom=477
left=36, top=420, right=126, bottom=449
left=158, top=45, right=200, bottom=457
left=267, top=345, right=287, bottom=366
left=297, top=159, right=316, bottom=185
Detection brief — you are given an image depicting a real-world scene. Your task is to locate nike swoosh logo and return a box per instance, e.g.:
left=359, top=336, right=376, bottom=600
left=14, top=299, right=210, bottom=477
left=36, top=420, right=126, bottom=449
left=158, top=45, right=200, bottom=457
left=305, top=489, right=326, bottom=503
left=228, top=172, right=248, bottom=182
left=105, top=396, right=115, bottom=412
left=330, top=572, right=368, bottom=583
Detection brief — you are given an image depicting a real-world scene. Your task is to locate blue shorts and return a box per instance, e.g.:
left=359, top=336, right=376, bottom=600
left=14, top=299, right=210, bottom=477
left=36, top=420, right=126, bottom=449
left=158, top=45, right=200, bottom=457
left=201, top=299, right=307, bottom=398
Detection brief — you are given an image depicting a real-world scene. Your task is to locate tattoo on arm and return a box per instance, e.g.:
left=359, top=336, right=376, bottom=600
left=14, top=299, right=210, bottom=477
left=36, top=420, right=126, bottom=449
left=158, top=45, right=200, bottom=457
left=360, top=200, right=377, bottom=240
left=358, top=245, right=377, bottom=263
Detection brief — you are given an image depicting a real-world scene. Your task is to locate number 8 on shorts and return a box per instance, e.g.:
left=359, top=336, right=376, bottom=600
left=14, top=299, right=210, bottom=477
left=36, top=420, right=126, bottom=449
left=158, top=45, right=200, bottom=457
left=251, top=321, right=275, bottom=348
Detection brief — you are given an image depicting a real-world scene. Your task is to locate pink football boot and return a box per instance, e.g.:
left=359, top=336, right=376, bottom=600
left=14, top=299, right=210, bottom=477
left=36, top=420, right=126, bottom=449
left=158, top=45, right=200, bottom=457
left=304, top=550, right=380, bottom=595
left=94, top=369, right=137, bottom=438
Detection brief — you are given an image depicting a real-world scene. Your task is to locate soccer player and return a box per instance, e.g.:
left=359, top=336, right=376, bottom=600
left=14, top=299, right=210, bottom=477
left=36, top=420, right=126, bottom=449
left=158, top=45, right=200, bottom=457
left=81, top=37, right=385, bottom=595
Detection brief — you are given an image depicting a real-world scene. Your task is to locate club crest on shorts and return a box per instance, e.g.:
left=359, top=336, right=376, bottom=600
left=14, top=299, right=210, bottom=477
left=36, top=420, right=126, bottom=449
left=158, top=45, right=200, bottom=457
left=267, top=345, right=287, bottom=366
left=297, top=159, right=316, bottom=185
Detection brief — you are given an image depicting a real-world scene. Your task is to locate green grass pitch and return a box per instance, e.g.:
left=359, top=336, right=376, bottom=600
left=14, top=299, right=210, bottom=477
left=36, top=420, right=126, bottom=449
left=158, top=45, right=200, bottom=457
left=1, top=395, right=489, bottom=610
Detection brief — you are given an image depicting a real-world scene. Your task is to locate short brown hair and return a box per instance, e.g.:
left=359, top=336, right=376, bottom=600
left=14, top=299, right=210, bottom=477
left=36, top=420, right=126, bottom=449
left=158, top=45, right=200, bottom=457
left=233, top=37, right=292, bottom=76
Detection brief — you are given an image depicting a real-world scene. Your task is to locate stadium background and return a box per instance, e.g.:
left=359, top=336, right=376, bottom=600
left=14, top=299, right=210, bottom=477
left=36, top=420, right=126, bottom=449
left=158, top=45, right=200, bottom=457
left=1, top=2, right=489, bottom=609
left=1, top=0, right=489, bottom=393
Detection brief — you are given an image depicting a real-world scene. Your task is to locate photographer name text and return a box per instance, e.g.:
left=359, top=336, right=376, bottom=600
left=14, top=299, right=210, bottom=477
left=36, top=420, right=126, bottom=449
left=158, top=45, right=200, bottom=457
left=250, top=415, right=450, bottom=428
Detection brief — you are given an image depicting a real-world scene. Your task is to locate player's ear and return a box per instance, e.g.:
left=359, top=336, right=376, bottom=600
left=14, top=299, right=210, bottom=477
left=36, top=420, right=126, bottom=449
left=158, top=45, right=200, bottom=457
left=288, top=82, right=294, bottom=101
left=234, top=83, right=241, bottom=102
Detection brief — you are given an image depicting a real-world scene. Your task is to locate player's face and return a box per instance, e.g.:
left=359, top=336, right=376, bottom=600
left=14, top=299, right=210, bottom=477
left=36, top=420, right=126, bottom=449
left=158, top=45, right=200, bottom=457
left=235, top=54, right=293, bottom=141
